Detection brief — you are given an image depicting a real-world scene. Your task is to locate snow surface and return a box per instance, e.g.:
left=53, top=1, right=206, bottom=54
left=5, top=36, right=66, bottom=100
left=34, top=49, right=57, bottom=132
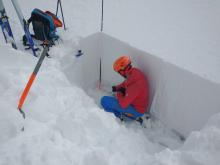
left=0, top=0, right=220, bottom=165
left=104, top=0, right=220, bottom=84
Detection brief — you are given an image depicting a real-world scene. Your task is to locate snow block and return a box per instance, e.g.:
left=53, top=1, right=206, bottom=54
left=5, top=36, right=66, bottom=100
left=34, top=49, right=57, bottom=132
left=78, top=32, right=164, bottom=104
left=69, top=32, right=220, bottom=137
left=152, top=63, right=220, bottom=136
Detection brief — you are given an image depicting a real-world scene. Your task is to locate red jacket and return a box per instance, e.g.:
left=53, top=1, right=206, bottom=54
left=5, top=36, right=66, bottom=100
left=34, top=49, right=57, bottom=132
left=116, top=67, right=149, bottom=114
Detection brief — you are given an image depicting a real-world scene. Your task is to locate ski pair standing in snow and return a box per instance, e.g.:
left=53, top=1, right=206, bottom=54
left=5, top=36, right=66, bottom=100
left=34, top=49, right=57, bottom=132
left=101, top=56, right=150, bottom=123
left=10, top=0, right=38, bottom=57
left=0, top=0, right=17, bottom=49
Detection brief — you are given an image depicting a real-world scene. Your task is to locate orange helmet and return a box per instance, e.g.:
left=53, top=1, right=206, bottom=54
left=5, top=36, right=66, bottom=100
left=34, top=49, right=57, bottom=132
left=113, top=56, right=131, bottom=72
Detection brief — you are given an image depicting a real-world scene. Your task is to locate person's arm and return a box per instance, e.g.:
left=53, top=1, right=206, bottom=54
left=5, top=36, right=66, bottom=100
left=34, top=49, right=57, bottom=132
left=112, top=81, right=126, bottom=94
left=117, top=81, right=140, bottom=108
left=113, top=81, right=125, bottom=90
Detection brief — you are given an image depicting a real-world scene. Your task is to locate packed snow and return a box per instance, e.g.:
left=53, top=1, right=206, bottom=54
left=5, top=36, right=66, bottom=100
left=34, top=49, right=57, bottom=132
left=0, top=0, right=220, bottom=165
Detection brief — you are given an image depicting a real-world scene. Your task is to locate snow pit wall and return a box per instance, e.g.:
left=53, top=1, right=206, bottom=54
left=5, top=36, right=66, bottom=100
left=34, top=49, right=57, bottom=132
left=66, top=32, right=220, bottom=137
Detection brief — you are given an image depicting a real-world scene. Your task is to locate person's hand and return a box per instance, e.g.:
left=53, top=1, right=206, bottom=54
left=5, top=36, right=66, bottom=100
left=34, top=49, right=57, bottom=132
left=112, top=86, right=117, bottom=92
left=112, top=86, right=126, bottom=96
left=118, top=87, right=126, bottom=96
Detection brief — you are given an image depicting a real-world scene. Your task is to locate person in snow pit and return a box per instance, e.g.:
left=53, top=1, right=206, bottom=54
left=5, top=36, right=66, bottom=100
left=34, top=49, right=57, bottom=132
left=101, top=55, right=149, bottom=122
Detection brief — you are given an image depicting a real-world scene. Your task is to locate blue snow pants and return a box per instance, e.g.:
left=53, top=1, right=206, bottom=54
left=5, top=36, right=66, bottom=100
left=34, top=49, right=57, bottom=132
left=101, top=96, right=143, bottom=119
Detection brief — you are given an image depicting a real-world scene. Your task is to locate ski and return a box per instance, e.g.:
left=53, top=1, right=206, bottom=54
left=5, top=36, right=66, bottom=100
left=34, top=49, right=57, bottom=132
left=0, top=0, right=17, bottom=49
left=10, top=0, right=38, bottom=57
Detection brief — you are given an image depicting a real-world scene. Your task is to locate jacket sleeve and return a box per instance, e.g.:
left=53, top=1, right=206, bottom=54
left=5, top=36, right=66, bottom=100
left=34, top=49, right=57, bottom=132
left=115, top=81, right=125, bottom=90
left=117, top=80, right=140, bottom=109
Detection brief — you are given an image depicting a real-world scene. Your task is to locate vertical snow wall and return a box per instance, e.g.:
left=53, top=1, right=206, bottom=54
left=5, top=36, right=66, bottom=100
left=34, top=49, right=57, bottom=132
left=64, top=32, right=220, bottom=137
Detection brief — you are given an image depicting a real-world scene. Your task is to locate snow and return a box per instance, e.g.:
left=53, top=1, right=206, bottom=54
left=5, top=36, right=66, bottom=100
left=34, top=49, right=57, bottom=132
left=104, top=0, right=220, bottom=84
left=0, top=45, right=181, bottom=165
left=0, top=0, right=220, bottom=165
left=76, top=32, right=220, bottom=137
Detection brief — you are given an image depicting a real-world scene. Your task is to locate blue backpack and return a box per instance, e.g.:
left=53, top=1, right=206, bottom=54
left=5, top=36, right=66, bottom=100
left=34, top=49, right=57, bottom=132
left=23, top=8, right=62, bottom=45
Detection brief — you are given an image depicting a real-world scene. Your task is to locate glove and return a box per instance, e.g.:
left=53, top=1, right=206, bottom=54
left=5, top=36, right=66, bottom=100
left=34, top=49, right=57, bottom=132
left=112, top=86, right=117, bottom=92
left=118, top=87, right=126, bottom=96
left=112, top=86, right=126, bottom=96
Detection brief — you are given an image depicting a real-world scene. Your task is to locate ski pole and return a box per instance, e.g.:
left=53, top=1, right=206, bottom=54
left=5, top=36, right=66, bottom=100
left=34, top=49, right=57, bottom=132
left=18, top=41, right=50, bottom=115
left=98, top=0, right=104, bottom=89
left=98, top=58, right=102, bottom=89
left=101, top=0, right=104, bottom=32
left=56, top=0, right=59, bottom=16
left=56, top=0, right=66, bottom=30
left=59, top=0, right=66, bottom=30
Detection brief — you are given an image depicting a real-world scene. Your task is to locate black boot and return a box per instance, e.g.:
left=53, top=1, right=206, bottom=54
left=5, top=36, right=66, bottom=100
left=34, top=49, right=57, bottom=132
left=136, top=117, right=143, bottom=125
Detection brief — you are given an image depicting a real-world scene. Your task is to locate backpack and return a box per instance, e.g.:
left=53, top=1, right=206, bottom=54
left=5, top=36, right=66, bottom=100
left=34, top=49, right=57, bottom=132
left=23, top=8, right=62, bottom=45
